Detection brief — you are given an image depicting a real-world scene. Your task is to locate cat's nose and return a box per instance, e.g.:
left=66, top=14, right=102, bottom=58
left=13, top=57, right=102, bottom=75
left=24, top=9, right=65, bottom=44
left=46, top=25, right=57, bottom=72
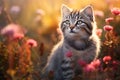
left=70, top=26, right=74, bottom=30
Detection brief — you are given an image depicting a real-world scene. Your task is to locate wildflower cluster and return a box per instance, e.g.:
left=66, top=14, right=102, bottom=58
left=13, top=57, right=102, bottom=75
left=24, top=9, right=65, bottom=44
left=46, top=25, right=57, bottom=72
left=0, top=23, right=38, bottom=80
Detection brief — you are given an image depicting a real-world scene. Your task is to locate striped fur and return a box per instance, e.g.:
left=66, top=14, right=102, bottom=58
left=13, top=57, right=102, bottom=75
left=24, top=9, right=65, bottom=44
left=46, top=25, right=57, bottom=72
left=61, top=58, right=74, bottom=80
left=42, top=4, right=100, bottom=80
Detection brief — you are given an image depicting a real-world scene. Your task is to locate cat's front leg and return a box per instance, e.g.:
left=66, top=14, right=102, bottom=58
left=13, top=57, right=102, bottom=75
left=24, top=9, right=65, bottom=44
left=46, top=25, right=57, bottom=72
left=42, top=47, right=65, bottom=80
left=61, top=57, right=74, bottom=80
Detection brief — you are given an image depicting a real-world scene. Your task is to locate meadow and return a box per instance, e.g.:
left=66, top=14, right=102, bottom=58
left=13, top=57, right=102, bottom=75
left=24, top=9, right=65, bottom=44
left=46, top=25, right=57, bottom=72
left=0, top=0, right=120, bottom=80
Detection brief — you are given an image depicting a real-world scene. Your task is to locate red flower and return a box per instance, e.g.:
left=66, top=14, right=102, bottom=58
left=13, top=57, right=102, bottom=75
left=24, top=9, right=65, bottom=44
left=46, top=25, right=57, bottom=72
left=103, top=56, right=112, bottom=62
left=105, top=17, right=114, bottom=24
left=26, top=39, right=37, bottom=47
left=91, top=59, right=101, bottom=68
left=96, top=29, right=102, bottom=37
left=66, top=51, right=72, bottom=58
left=82, top=59, right=101, bottom=72
left=111, top=8, right=120, bottom=15
left=103, top=25, right=113, bottom=31
left=78, top=59, right=87, bottom=67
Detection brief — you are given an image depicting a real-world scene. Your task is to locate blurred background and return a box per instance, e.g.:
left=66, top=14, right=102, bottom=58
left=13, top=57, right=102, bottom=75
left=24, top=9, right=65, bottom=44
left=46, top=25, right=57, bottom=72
left=0, top=0, right=120, bottom=80
left=1, top=0, right=120, bottom=51
left=1, top=0, right=120, bottom=37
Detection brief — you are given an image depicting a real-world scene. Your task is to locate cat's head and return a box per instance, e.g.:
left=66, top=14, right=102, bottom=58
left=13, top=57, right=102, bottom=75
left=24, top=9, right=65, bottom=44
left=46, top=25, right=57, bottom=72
left=60, top=4, right=95, bottom=40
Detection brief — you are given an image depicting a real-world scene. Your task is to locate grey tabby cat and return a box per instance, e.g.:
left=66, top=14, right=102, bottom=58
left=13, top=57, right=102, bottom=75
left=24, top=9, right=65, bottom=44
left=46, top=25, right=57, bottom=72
left=43, top=4, right=100, bottom=80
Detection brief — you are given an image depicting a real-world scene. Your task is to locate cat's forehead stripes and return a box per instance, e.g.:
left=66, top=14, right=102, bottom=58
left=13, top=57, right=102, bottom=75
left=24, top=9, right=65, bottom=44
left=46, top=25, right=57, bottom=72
left=69, top=10, right=80, bottom=20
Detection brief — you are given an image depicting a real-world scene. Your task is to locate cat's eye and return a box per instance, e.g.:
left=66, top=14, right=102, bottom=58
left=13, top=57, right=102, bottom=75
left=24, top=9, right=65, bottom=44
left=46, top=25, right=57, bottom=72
left=63, top=20, right=70, bottom=27
left=76, top=20, right=82, bottom=27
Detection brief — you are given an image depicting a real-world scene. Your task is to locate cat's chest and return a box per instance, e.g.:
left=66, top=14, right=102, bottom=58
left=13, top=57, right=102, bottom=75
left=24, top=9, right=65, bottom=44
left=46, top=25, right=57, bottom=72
left=62, top=45, right=85, bottom=59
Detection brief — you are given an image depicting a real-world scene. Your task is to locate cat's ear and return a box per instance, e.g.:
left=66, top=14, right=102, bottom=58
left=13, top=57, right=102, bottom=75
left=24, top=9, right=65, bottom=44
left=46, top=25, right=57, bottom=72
left=81, top=5, right=94, bottom=21
left=61, top=4, right=71, bottom=19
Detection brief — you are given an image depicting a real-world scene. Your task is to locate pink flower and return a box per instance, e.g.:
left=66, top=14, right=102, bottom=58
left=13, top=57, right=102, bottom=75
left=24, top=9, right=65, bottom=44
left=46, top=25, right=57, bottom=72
left=103, top=56, right=112, bottom=62
left=10, top=6, right=21, bottom=14
left=26, top=39, right=37, bottom=47
left=96, top=29, right=102, bottom=37
left=66, top=51, right=72, bottom=58
left=13, top=33, right=24, bottom=40
left=90, top=59, right=101, bottom=68
left=105, top=17, right=114, bottom=24
left=1, top=24, right=25, bottom=40
left=78, top=59, right=87, bottom=67
left=83, top=59, right=101, bottom=72
left=111, top=8, right=120, bottom=15
left=103, top=25, right=113, bottom=31
left=83, top=64, right=95, bottom=72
